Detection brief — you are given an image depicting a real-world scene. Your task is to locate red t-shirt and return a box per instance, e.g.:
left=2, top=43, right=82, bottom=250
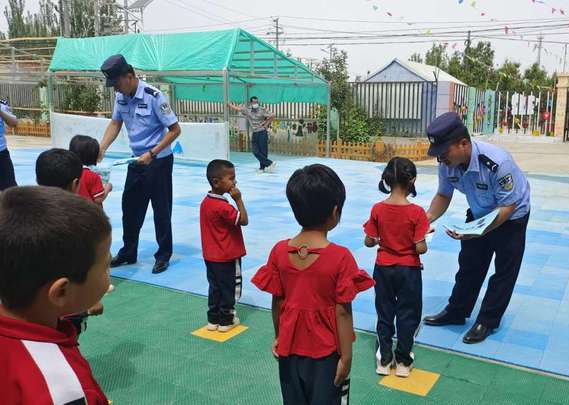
left=0, top=313, right=108, bottom=405
left=78, top=167, right=105, bottom=203
left=252, top=240, right=375, bottom=359
left=363, top=202, right=429, bottom=267
left=200, top=193, right=246, bottom=262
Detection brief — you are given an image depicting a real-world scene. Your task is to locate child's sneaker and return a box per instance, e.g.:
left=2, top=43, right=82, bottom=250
left=206, top=323, right=219, bottom=331
left=218, top=317, right=240, bottom=333
left=256, top=168, right=265, bottom=174
left=106, top=284, right=115, bottom=294
left=395, top=352, right=414, bottom=378
left=264, top=162, right=277, bottom=173
left=375, top=349, right=394, bottom=375
left=395, top=362, right=413, bottom=377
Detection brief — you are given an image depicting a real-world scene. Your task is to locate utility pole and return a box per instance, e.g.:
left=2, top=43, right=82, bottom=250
left=59, top=0, right=71, bottom=37
left=94, top=0, right=100, bottom=36
left=267, top=17, right=284, bottom=50
left=563, top=43, right=567, bottom=72
left=537, top=33, right=543, bottom=67
left=124, top=0, right=129, bottom=33
left=464, top=30, right=471, bottom=71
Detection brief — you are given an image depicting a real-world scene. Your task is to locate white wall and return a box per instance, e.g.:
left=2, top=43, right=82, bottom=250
left=51, top=112, right=229, bottom=162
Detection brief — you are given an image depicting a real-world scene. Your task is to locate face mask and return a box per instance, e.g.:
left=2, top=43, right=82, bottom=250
left=251, top=103, right=259, bottom=109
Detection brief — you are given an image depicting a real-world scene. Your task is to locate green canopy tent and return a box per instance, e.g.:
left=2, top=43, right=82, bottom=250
left=48, top=29, right=332, bottom=154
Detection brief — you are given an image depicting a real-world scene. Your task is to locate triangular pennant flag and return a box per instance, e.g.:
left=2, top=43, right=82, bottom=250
left=504, top=26, right=509, bottom=34
left=552, top=7, right=556, bottom=13
left=173, top=141, right=184, bottom=155
left=386, top=11, right=393, bottom=16
left=372, top=5, right=379, bottom=10
left=561, top=9, right=566, bottom=15
left=480, top=12, right=486, bottom=16
left=470, top=1, right=476, bottom=7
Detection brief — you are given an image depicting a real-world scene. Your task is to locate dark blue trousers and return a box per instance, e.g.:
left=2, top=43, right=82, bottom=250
left=205, top=259, right=242, bottom=326
left=117, top=154, right=173, bottom=262
left=446, top=210, right=530, bottom=329
left=0, top=149, right=17, bottom=191
left=279, top=353, right=350, bottom=405
left=251, top=129, right=272, bottom=169
left=374, top=264, right=422, bottom=366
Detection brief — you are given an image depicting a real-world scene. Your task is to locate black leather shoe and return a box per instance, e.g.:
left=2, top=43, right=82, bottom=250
left=110, top=256, right=136, bottom=268
left=423, top=310, right=465, bottom=326
left=152, top=260, right=169, bottom=274
left=463, top=323, right=493, bottom=344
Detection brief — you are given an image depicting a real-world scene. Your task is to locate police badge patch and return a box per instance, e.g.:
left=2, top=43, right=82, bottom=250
left=160, top=102, right=172, bottom=115
left=498, top=174, right=514, bottom=191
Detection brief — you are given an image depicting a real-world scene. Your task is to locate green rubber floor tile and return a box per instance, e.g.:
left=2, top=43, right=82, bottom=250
left=428, top=377, right=486, bottom=405
left=443, top=355, right=499, bottom=386
left=482, top=389, right=544, bottom=405
left=541, top=376, right=569, bottom=404
left=75, top=278, right=569, bottom=405
left=489, top=366, right=547, bottom=402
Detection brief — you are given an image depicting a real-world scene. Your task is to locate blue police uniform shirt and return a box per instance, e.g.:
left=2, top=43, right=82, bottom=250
left=0, top=100, right=16, bottom=152
left=437, top=140, right=530, bottom=220
left=111, top=80, right=178, bottom=158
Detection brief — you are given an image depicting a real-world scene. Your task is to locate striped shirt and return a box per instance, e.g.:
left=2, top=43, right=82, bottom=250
left=0, top=314, right=108, bottom=405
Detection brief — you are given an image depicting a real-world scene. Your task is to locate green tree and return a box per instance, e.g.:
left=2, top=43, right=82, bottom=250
left=462, top=41, right=495, bottom=89
left=408, top=52, right=423, bottom=63
left=4, top=0, right=59, bottom=38
left=317, top=49, right=351, bottom=113
left=522, top=63, right=554, bottom=92
left=425, top=44, right=448, bottom=70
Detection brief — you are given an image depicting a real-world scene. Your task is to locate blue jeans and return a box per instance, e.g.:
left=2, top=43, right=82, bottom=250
left=251, top=129, right=272, bottom=169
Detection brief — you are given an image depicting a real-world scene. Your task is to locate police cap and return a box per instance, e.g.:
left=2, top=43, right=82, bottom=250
left=426, top=112, right=470, bottom=157
left=100, top=54, right=132, bottom=87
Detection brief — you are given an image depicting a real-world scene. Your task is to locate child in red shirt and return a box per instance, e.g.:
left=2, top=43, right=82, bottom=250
left=69, top=135, right=112, bottom=207
left=253, top=164, right=374, bottom=405
left=363, top=157, right=430, bottom=378
left=200, top=159, right=248, bottom=332
left=0, top=186, right=111, bottom=405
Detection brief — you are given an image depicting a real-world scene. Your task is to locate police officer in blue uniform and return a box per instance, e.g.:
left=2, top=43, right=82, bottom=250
left=0, top=98, right=18, bottom=190
left=98, top=55, right=181, bottom=274
left=423, top=112, right=530, bottom=344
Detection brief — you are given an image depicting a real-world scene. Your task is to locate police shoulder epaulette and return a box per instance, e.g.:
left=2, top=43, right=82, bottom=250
left=144, top=87, right=159, bottom=97
left=478, top=154, right=499, bottom=173
left=0, top=98, right=8, bottom=105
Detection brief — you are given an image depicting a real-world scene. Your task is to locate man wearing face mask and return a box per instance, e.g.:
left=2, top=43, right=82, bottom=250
left=98, top=54, right=181, bottom=275
left=422, top=112, right=530, bottom=344
left=228, top=97, right=275, bottom=173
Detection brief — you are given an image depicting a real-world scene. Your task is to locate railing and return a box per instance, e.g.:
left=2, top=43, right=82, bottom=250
left=231, top=133, right=431, bottom=162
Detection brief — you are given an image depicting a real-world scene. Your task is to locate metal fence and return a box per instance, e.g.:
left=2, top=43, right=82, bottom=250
left=495, top=90, right=555, bottom=136
left=349, top=81, right=437, bottom=136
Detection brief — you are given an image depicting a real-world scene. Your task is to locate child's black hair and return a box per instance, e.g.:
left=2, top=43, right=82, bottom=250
left=206, top=159, right=235, bottom=187
left=250, top=96, right=258, bottom=103
left=378, top=157, right=418, bottom=197
left=0, top=186, right=111, bottom=309
left=36, top=148, right=83, bottom=190
left=286, top=164, right=346, bottom=228
left=69, top=135, right=100, bottom=166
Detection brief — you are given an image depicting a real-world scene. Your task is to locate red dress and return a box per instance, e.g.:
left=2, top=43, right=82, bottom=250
left=252, top=240, right=375, bottom=359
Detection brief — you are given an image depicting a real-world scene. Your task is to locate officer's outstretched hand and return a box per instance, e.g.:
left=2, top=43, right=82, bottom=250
left=137, top=152, right=153, bottom=166
left=445, top=229, right=478, bottom=241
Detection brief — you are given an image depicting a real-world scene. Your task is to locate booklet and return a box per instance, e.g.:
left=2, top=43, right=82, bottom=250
left=90, top=165, right=112, bottom=184
left=443, top=209, right=499, bottom=237
left=112, top=157, right=139, bottom=166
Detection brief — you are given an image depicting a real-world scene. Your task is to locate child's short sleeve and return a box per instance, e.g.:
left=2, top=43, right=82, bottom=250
left=252, top=243, right=283, bottom=296
left=363, top=205, right=379, bottom=238
left=219, top=204, right=240, bottom=226
left=413, top=206, right=430, bottom=243
left=89, top=172, right=105, bottom=199
left=335, top=250, right=375, bottom=304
